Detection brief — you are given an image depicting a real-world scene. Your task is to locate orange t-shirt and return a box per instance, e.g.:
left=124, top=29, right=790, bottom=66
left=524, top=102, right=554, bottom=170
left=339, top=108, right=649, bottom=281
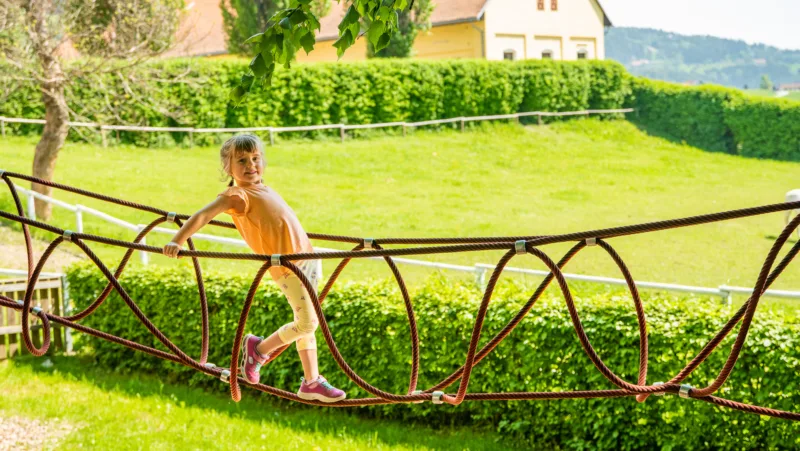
left=219, top=184, right=313, bottom=279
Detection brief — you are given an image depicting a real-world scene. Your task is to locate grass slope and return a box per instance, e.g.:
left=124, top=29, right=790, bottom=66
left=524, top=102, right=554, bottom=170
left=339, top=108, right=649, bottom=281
left=2, top=119, right=799, bottom=296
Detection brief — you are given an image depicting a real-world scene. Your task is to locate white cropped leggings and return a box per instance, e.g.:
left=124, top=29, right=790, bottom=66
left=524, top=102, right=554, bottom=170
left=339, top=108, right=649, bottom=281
left=274, top=259, right=322, bottom=352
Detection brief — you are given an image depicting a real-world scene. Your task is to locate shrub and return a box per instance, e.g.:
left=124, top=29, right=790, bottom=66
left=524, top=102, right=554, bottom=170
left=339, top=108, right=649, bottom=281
left=67, top=263, right=800, bottom=449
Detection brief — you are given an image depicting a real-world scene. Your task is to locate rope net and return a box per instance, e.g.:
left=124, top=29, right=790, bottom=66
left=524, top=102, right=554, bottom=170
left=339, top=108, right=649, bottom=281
left=1, top=171, right=798, bottom=420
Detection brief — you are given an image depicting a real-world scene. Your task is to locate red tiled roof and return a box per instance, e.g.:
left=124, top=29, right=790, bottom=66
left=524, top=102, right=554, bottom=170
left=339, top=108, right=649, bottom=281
left=166, top=0, right=228, bottom=57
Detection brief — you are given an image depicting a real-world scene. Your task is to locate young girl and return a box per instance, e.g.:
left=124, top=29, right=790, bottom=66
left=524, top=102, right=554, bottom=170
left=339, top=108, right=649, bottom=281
left=163, top=134, right=346, bottom=403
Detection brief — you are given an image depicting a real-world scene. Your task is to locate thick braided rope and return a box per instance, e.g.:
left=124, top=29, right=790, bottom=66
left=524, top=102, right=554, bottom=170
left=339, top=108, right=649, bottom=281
left=2, top=174, right=800, bottom=420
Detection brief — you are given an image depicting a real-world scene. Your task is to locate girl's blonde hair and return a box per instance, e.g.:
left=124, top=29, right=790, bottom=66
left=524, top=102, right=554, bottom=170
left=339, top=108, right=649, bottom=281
left=219, top=134, right=266, bottom=186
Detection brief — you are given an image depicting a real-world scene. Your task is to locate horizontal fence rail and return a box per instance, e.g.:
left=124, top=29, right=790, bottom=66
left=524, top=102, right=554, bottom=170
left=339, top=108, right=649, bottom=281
left=4, top=182, right=798, bottom=304
left=0, top=109, right=633, bottom=146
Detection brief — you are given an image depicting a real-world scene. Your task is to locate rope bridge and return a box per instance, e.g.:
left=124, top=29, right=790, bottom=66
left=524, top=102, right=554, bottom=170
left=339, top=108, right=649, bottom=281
left=1, top=170, right=798, bottom=420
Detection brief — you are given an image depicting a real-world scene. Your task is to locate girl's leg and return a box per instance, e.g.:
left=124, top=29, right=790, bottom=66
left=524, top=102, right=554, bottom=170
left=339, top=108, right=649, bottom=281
left=298, top=349, right=319, bottom=381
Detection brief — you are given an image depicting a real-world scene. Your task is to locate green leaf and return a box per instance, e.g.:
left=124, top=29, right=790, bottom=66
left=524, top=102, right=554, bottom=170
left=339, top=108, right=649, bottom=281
left=240, top=73, right=255, bottom=90
left=249, top=54, right=268, bottom=77
left=377, top=6, right=391, bottom=21
left=289, top=10, right=307, bottom=25
left=338, top=5, right=360, bottom=32
left=367, top=21, right=385, bottom=46
left=228, top=85, right=246, bottom=104
left=395, top=0, right=408, bottom=10
left=374, top=32, right=391, bottom=52
left=244, top=33, right=264, bottom=45
left=260, top=33, right=277, bottom=54
left=306, top=13, right=320, bottom=31
left=279, top=17, right=292, bottom=29
left=299, top=31, right=316, bottom=54
left=333, top=29, right=354, bottom=58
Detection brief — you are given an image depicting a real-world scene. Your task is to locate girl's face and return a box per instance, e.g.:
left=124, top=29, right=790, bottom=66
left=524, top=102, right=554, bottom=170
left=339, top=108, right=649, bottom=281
left=230, top=151, right=265, bottom=185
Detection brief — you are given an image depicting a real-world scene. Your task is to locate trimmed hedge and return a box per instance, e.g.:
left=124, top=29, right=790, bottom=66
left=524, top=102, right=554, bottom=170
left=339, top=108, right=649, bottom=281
left=630, top=77, right=800, bottom=160
left=0, top=59, right=631, bottom=146
left=68, top=264, right=800, bottom=449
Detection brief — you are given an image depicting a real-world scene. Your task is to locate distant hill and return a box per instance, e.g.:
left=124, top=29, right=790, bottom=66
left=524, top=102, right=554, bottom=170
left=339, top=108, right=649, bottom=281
left=606, top=27, right=800, bottom=88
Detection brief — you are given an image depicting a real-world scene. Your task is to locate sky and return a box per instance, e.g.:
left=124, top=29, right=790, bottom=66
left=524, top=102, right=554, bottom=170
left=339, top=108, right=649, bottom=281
left=600, top=0, right=800, bottom=50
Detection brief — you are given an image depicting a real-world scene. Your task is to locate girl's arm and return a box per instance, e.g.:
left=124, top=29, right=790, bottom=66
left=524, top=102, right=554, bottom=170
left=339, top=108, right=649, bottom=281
left=163, top=195, right=245, bottom=258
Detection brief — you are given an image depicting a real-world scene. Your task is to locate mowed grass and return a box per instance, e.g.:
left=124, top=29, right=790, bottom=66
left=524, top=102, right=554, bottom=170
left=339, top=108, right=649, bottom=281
left=0, top=357, right=508, bottom=450
left=2, top=119, right=800, bottom=298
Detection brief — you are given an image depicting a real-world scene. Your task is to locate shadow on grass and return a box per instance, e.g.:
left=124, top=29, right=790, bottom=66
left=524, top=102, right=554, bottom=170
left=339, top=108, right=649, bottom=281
left=627, top=120, right=736, bottom=155
left=9, top=355, right=512, bottom=451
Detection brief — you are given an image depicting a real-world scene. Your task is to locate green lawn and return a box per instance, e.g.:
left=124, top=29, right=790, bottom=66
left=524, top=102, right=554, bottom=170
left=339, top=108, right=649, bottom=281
left=0, top=356, right=509, bottom=450
left=2, top=119, right=800, bottom=298
left=743, top=89, right=800, bottom=101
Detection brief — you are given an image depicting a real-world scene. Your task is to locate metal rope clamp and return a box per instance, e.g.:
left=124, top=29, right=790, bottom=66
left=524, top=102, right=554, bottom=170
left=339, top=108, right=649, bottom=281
left=63, top=230, right=74, bottom=242
left=411, top=390, right=424, bottom=404
left=679, top=384, right=693, bottom=399
left=652, top=381, right=665, bottom=396
left=363, top=237, right=375, bottom=249
left=514, top=240, right=527, bottom=254
left=0, top=169, right=5, bottom=177
left=586, top=237, right=597, bottom=246
left=203, top=362, right=216, bottom=369
left=271, top=254, right=282, bottom=267
left=219, top=369, right=231, bottom=383
left=431, top=391, right=445, bottom=404
left=166, top=212, right=177, bottom=223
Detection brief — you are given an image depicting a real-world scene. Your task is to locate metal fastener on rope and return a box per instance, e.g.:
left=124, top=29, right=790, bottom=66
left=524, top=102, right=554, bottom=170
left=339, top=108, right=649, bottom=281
left=220, top=369, right=231, bottom=383
left=0, top=169, right=5, bottom=177
left=411, top=390, right=424, bottom=404
left=271, top=254, right=282, bottom=267
left=166, top=212, right=177, bottom=223
left=203, top=362, right=215, bottom=369
left=63, top=230, right=74, bottom=242
left=432, top=391, right=444, bottom=404
left=679, top=384, right=693, bottom=399
left=31, top=306, right=42, bottom=314
left=363, top=238, right=375, bottom=249
left=514, top=240, right=527, bottom=254
left=653, top=381, right=665, bottom=396
left=586, top=237, right=597, bottom=246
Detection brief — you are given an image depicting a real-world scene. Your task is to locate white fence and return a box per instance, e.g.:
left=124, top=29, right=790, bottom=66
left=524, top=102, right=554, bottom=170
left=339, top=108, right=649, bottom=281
left=4, top=184, right=799, bottom=304
left=0, top=109, right=633, bottom=146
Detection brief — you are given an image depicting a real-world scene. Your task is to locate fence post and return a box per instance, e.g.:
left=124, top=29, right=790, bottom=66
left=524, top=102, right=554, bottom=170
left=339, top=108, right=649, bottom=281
left=269, top=128, right=275, bottom=146
left=61, top=274, right=73, bottom=354
left=26, top=192, right=36, bottom=220
left=138, top=225, right=149, bottom=265
left=1, top=118, right=5, bottom=137
left=188, top=131, right=194, bottom=148
left=101, top=127, right=108, bottom=148
left=75, top=205, right=83, bottom=233
left=460, top=118, right=465, bottom=132
left=718, top=286, right=733, bottom=305
left=402, top=124, right=407, bottom=137
left=537, top=113, right=543, bottom=126
left=339, top=125, right=345, bottom=143
left=474, top=265, right=487, bottom=288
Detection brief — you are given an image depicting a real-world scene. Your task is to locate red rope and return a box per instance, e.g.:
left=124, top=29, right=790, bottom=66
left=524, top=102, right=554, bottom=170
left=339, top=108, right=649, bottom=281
left=1, top=172, right=799, bottom=421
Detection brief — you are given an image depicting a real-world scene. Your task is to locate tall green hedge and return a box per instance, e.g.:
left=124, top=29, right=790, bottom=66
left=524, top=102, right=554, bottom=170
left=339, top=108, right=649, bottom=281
left=67, top=264, right=800, bottom=449
left=629, top=77, right=800, bottom=160
left=0, top=59, right=631, bottom=146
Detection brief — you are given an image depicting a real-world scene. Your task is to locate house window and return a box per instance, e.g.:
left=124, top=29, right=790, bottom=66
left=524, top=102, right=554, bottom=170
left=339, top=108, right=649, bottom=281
left=551, top=0, right=558, bottom=10
left=503, top=50, right=516, bottom=61
left=537, top=0, right=544, bottom=10
left=577, top=49, right=588, bottom=59
left=542, top=50, right=553, bottom=59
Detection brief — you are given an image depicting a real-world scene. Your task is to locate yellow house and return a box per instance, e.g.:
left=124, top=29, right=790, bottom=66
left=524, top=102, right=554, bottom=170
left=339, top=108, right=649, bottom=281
left=296, top=0, right=612, bottom=63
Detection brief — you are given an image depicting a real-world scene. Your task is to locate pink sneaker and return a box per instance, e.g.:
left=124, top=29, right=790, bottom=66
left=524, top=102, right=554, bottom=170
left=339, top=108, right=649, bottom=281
left=297, top=376, right=346, bottom=403
left=240, top=334, right=270, bottom=384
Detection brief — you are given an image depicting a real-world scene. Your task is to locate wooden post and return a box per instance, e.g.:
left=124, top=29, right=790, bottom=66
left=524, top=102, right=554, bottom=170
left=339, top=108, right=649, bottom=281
left=188, top=131, right=194, bottom=148
left=269, top=129, right=275, bottom=146
left=402, top=124, right=407, bottom=137
left=339, top=125, right=345, bottom=143
left=537, top=114, right=543, bottom=126
left=460, top=118, right=465, bottom=132
left=101, top=128, right=108, bottom=148
left=1, top=118, right=5, bottom=137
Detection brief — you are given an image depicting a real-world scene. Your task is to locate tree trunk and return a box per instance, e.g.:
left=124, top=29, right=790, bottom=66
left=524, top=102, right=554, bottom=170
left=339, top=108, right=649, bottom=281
left=31, top=61, right=70, bottom=221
